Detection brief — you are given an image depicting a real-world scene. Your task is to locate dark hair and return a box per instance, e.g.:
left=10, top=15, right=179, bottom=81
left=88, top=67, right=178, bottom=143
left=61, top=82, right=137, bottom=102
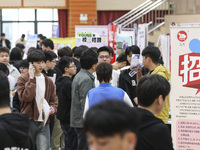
left=90, top=47, right=98, bottom=53
left=58, top=56, right=73, bottom=74
left=96, top=63, right=112, bottom=83
left=0, top=47, right=9, bottom=54
left=72, top=46, right=77, bottom=54
left=58, top=47, right=73, bottom=58
left=19, top=59, right=29, bottom=69
left=97, top=46, right=111, bottom=56
left=44, top=50, right=57, bottom=62
left=16, top=43, right=25, bottom=49
left=0, top=63, right=9, bottom=76
left=137, top=74, right=170, bottom=107
left=107, top=46, right=114, bottom=57
left=74, top=45, right=88, bottom=58
left=21, top=34, right=25, bottom=38
left=142, top=46, right=161, bottom=64
left=80, top=48, right=98, bottom=69
left=116, top=53, right=127, bottom=63
left=40, top=36, right=46, bottom=40
left=84, top=100, right=139, bottom=137
left=10, top=47, right=22, bottom=61
left=0, top=71, right=10, bottom=107
left=27, top=49, right=46, bottom=63
left=125, top=45, right=140, bottom=56
left=27, top=47, right=37, bottom=55
left=38, top=34, right=43, bottom=38
left=42, top=39, right=54, bottom=50
left=1, top=33, right=5, bottom=37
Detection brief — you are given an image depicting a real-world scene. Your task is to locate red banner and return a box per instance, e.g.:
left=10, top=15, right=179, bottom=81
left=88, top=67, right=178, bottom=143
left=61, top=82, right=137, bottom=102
left=108, top=24, right=118, bottom=63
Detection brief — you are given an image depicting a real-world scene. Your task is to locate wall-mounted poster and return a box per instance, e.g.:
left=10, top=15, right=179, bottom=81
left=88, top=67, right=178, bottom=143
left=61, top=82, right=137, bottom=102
left=75, top=25, right=108, bottom=48
left=171, top=27, right=200, bottom=150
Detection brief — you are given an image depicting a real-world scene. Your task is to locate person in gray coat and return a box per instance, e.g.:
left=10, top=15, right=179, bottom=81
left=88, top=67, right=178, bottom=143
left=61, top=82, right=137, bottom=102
left=70, top=48, right=98, bottom=150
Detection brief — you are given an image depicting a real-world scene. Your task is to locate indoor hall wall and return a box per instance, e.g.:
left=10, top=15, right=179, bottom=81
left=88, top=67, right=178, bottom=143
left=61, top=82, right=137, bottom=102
left=97, top=0, right=169, bottom=11
left=68, top=0, right=96, bottom=37
left=165, top=14, right=200, bottom=33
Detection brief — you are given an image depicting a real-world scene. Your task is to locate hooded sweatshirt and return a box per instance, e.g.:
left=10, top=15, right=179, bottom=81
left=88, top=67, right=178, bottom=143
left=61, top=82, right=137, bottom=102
left=149, top=64, right=171, bottom=123
left=0, top=113, right=34, bottom=149
left=135, top=108, right=174, bottom=150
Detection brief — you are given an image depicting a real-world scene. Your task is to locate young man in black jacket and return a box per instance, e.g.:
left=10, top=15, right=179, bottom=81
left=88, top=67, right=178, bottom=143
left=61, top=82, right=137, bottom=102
left=0, top=71, right=34, bottom=149
left=56, top=56, right=77, bottom=150
left=119, top=45, right=140, bottom=106
left=135, top=74, right=174, bottom=150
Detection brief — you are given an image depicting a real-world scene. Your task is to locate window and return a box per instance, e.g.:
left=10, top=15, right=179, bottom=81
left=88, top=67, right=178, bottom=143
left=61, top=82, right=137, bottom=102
left=0, top=9, right=58, bottom=48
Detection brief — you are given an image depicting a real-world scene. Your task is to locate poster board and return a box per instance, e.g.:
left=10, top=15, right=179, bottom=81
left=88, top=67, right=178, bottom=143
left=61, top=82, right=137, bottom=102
left=121, top=27, right=135, bottom=45
left=116, top=34, right=132, bottom=56
left=171, top=27, right=200, bottom=150
left=75, top=25, right=108, bottom=48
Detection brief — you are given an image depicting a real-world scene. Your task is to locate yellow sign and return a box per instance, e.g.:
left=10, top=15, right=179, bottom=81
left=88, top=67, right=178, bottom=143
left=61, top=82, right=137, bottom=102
left=51, top=37, right=75, bottom=50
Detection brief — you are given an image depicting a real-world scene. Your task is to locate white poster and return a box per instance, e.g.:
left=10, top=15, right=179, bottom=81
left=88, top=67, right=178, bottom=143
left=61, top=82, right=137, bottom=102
left=75, top=25, right=108, bottom=48
left=171, top=27, right=200, bottom=150
left=121, top=28, right=135, bottom=45
left=137, top=24, right=148, bottom=51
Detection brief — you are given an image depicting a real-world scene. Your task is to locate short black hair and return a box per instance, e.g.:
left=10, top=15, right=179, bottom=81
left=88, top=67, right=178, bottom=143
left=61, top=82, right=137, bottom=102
left=74, top=45, right=88, bottom=58
left=0, top=63, right=9, bottom=76
left=96, top=63, right=112, bottom=83
left=42, top=39, right=54, bottom=50
left=58, top=47, right=73, bottom=58
left=44, top=51, right=57, bottom=62
left=57, top=56, right=73, bottom=74
left=125, top=45, right=140, bottom=56
left=97, top=46, right=111, bottom=56
left=21, top=34, right=25, bottom=38
left=38, top=34, right=43, bottom=38
left=80, top=48, right=98, bottom=69
left=0, top=71, right=10, bottom=107
left=40, top=36, right=46, bottom=40
left=27, top=49, right=46, bottom=63
left=19, top=59, right=29, bottom=69
left=116, top=52, right=127, bottom=63
left=142, top=46, right=161, bottom=64
left=137, top=74, right=170, bottom=107
left=84, top=100, right=139, bottom=137
left=1, top=33, right=5, bottom=37
left=0, top=47, right=9, bottom=54
left=10, top=47, right=22, bottom=61
left=16, top=43, right=25, bottom=49
left=107, top=46, right=114, bottom=57
left=27, top=47, right=37, bottom=55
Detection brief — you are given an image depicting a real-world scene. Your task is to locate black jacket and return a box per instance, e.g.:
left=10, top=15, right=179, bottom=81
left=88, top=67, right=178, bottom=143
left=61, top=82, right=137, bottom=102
left=119, top=69, right=137, bottom=106
left=0, top=113, right=34, bottom=149
left=0, top=39, right=11, bottom=49
left=56, top=76, right=72, bottom=124
left=134, top=108, right=174, bottom=150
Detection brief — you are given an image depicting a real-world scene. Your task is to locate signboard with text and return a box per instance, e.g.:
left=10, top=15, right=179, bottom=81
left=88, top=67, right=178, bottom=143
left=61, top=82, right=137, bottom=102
left=171, top=27, right=200, bottom=150
left=75, top=25, right=108, bottom=48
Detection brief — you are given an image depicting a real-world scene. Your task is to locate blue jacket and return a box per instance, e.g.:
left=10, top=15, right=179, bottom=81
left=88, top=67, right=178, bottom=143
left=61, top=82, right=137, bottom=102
left=83, top=83, right=133, bottom=117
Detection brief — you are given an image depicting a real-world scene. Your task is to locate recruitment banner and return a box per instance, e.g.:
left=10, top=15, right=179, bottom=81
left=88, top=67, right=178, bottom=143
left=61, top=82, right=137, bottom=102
left=116, top=34, right=132, bottom=56
left=108, top=24, right=118, bottom=63
left=25, top=34, right=38, bottom=54
left=171, top=27, right=200, bottom=150
left=75, top=25, right=108, bottom=48
left=137, top=23, right=148, bottom=51
left=51, top=37, right=75, bottom=50
left=52, top=25, right=59, bottom=38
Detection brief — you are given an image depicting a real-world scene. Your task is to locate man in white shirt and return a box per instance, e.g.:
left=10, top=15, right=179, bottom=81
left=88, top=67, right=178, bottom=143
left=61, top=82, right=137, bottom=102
left=94, top=46, right=119, bottom=87
left=15, top=34, right=26, bottom=46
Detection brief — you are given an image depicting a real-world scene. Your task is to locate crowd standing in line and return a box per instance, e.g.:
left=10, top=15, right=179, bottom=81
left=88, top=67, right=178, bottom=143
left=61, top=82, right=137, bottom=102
left=0, top=33, right=173, bottom=150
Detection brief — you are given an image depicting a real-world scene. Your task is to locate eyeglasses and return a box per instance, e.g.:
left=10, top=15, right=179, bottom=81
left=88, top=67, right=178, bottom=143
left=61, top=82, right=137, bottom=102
left=68, top=65, right=76, bottom=69
left=99, top=55, right=110, bottom=60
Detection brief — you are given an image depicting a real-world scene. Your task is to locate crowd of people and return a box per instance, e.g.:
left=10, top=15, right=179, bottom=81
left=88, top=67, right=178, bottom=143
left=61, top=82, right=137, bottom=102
left=0, top=34, right=174, bottom=150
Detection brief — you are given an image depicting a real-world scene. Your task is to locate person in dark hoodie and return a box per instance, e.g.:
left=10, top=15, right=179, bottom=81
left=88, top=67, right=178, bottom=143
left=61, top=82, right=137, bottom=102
left=135, top=74, right=173, bottom=150
left=0, top=71, right=34, bottom=149
left=56, top=56, right=77, bottom=150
